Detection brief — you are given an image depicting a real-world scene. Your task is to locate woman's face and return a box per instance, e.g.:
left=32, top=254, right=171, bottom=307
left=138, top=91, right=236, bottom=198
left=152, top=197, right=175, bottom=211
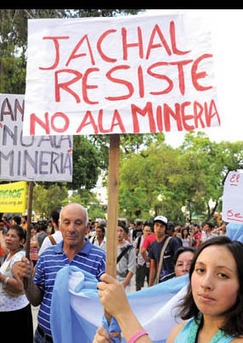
left=117, top=226, right=125, bottom=243
left=5, top=228, right=24, bottom=252
left=182, top=229, right=188, bottom=237
left=175, top=251, right=194, bottom=277
left=191, top=245, right=239, bottom=318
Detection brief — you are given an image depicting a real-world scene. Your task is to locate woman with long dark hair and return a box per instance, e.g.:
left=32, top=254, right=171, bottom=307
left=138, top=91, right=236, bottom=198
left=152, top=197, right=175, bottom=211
left=94, top=236, right=243, bottom=343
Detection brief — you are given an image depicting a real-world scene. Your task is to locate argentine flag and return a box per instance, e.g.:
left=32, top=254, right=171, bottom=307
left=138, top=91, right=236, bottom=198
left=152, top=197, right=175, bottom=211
left=50, top=266, right=188, bottom=343
left=226, top=223, right=243, bottom=243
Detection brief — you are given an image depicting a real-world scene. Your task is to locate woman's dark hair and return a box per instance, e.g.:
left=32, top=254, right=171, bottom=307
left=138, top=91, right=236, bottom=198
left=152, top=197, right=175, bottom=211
left=10, top=224, right=26, bottom=243
left=118, top=220, right=126, bottom=231
left=12, top=215, right=21, bottom=225
left=181, top=226, right=190, bottom=238
left=173, top=246, right=196, bottom=265
left=177, top=236, right=243, bottom=337
left=38, top=221, right=47, bottom=232
left=51, top=209, right=60, bottom=227
left=97, top=226, right=105, bottom=235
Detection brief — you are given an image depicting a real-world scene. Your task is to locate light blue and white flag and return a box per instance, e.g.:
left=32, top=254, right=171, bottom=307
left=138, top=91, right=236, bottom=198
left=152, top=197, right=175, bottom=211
left=50, top=266, right=188, bottom=343
left=227, top=223, right=243, bottom=243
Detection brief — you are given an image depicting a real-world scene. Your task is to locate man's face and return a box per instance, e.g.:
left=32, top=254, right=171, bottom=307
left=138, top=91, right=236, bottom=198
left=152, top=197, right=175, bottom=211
left=60, top=204, right=87, bottom=247
left=203, top=224, right=210, bottom=233
left=154, top=221, right=166, bottom=238
left=143, top=225, right=152, bottom=238
left=96, top=227, right=104, bottom=239
left=117, top=226, right=125, bottom=243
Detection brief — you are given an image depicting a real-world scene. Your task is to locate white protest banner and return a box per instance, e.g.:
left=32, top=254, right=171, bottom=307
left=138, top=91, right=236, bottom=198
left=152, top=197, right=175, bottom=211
left=0, top=94, right=73, bottom=182
left=23, top=14, right=220, bottom=137
left=222, top=171, right=243, bottom=224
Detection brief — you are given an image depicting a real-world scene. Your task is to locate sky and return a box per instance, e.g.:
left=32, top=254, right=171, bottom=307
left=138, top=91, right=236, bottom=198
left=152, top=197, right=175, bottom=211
left=145, top=9, right=243, bottom=147
left=94, top=10, right=243, bottom=202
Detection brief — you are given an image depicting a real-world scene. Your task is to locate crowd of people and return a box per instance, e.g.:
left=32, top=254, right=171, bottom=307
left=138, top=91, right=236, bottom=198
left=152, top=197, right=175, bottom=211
left=0, top=206, right=242, bottom=343
left=87, top=215, right=228, bottom=292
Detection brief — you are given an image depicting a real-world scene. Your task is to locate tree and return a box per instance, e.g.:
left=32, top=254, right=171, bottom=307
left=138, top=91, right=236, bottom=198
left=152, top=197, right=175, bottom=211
left=119, top=138, right=184, bottom=221
left=119, top=131, right=243, bottom=223
left=180, top=132, right=243, bottom=221
left=63, top=189, right=106, bottom=219
left=32, top=183, right=68, bottom=218
left=0, top=9, right=142, bottom=211
left=70, top=136, right=102, bottom=193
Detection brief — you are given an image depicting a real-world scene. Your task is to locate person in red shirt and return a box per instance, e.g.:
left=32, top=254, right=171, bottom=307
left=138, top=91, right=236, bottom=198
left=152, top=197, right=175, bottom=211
left=140, top=229, right=155, bottom=263
left=193, top=224, right=202, bottom=248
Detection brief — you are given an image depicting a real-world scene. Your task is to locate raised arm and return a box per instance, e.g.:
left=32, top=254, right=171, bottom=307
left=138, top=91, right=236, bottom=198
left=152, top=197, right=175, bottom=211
left=97, top=273, right=152, bottom=343
left=16, top=257, right=43, bottom=306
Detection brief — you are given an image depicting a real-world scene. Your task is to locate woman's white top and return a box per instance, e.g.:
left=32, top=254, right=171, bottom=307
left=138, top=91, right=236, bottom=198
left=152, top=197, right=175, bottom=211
left=0, top=250, right=29, bottom=312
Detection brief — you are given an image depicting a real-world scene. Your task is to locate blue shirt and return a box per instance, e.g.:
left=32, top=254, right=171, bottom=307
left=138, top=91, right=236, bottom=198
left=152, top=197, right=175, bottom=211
left=148, top=236, right=180, bottom=282
left=175, top=315, right=235, bottom=342
left=34, top=238, right=106, bottom=336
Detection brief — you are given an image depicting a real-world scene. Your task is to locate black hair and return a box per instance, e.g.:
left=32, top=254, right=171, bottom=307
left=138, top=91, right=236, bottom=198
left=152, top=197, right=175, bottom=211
left=177, top=236, right=243, bottom=337
left=166, top=222, right=175, bottom=232
left=9, top=224, right=26, bottom=243
left=12, top=216, right=21, bottom=225
left=38, top=221, right=48, bottom=232
left=51, top=209, right=60, bottom=227
left=173, top=246, right=196, bottom=265
left=203, top=222, right=214, bottom=229
left=118, top=220, right=126, bottom=231
left=96, top=226, right=105, bottom=235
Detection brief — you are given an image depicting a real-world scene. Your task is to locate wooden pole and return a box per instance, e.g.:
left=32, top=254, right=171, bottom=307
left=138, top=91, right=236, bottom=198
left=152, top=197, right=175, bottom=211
left=106, top=134, right=120, bottom=278
left=25, top=181, right=34, bottom=260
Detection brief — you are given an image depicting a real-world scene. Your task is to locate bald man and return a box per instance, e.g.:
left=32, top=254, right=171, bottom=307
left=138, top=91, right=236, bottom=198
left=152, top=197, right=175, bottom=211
left=18, top=203, right=106, bottom=343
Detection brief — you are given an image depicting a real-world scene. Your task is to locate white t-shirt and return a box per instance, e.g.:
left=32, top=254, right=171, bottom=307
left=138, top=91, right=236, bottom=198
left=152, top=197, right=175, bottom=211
left=38, top=230, right=63, bottom=256
left=0, top=250, right=29, bottom=312
left=89, top=236, right=107, bottom=251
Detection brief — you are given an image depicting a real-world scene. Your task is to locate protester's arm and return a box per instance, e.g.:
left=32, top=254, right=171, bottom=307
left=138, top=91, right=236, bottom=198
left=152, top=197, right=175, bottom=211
left=16, top=257, right=44, bottom=306
left=141, top=237, right=150, bottom=262
left=140, top=247, right=149, bottom=262
left=0, top=231, right=8, bottom=253
left=122, top=271, right=134, bottom=288
left=0, top=264, right=24, bottom=293
left=122, top=247, right=136, bottom=288
left=148, top=258, right=156, bottom=287
left=98, top=274, right=152, bottom=343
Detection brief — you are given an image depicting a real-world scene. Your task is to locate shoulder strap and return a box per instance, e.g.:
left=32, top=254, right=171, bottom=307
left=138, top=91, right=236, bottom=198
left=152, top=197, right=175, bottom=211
left=48, top=235, right=57, bottom=245
left=154, top=237, right=172, bottom=285
left=91, top=236, right=96, bottom=244
left=137, top=235, right=142, bottom=254
left=117, top=245, right=132, bottom=264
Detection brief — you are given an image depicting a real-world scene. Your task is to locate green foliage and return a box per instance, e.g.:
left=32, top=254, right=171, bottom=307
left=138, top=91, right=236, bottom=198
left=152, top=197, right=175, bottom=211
left=1, top=9, right=242, bottom=224
left=64, top=189, right=106, bottom=220
left=32, top=183, right=68, bottom=218
left=70, top=136, right=102, bottom=192
left=119, top=132, right=243, bottom=223
left=0, top=8, right=142, bottom=201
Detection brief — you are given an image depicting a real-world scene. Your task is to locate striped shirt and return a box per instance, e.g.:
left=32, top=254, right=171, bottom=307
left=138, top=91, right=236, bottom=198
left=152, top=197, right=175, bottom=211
left=34, top=238, right=106, bottom=336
